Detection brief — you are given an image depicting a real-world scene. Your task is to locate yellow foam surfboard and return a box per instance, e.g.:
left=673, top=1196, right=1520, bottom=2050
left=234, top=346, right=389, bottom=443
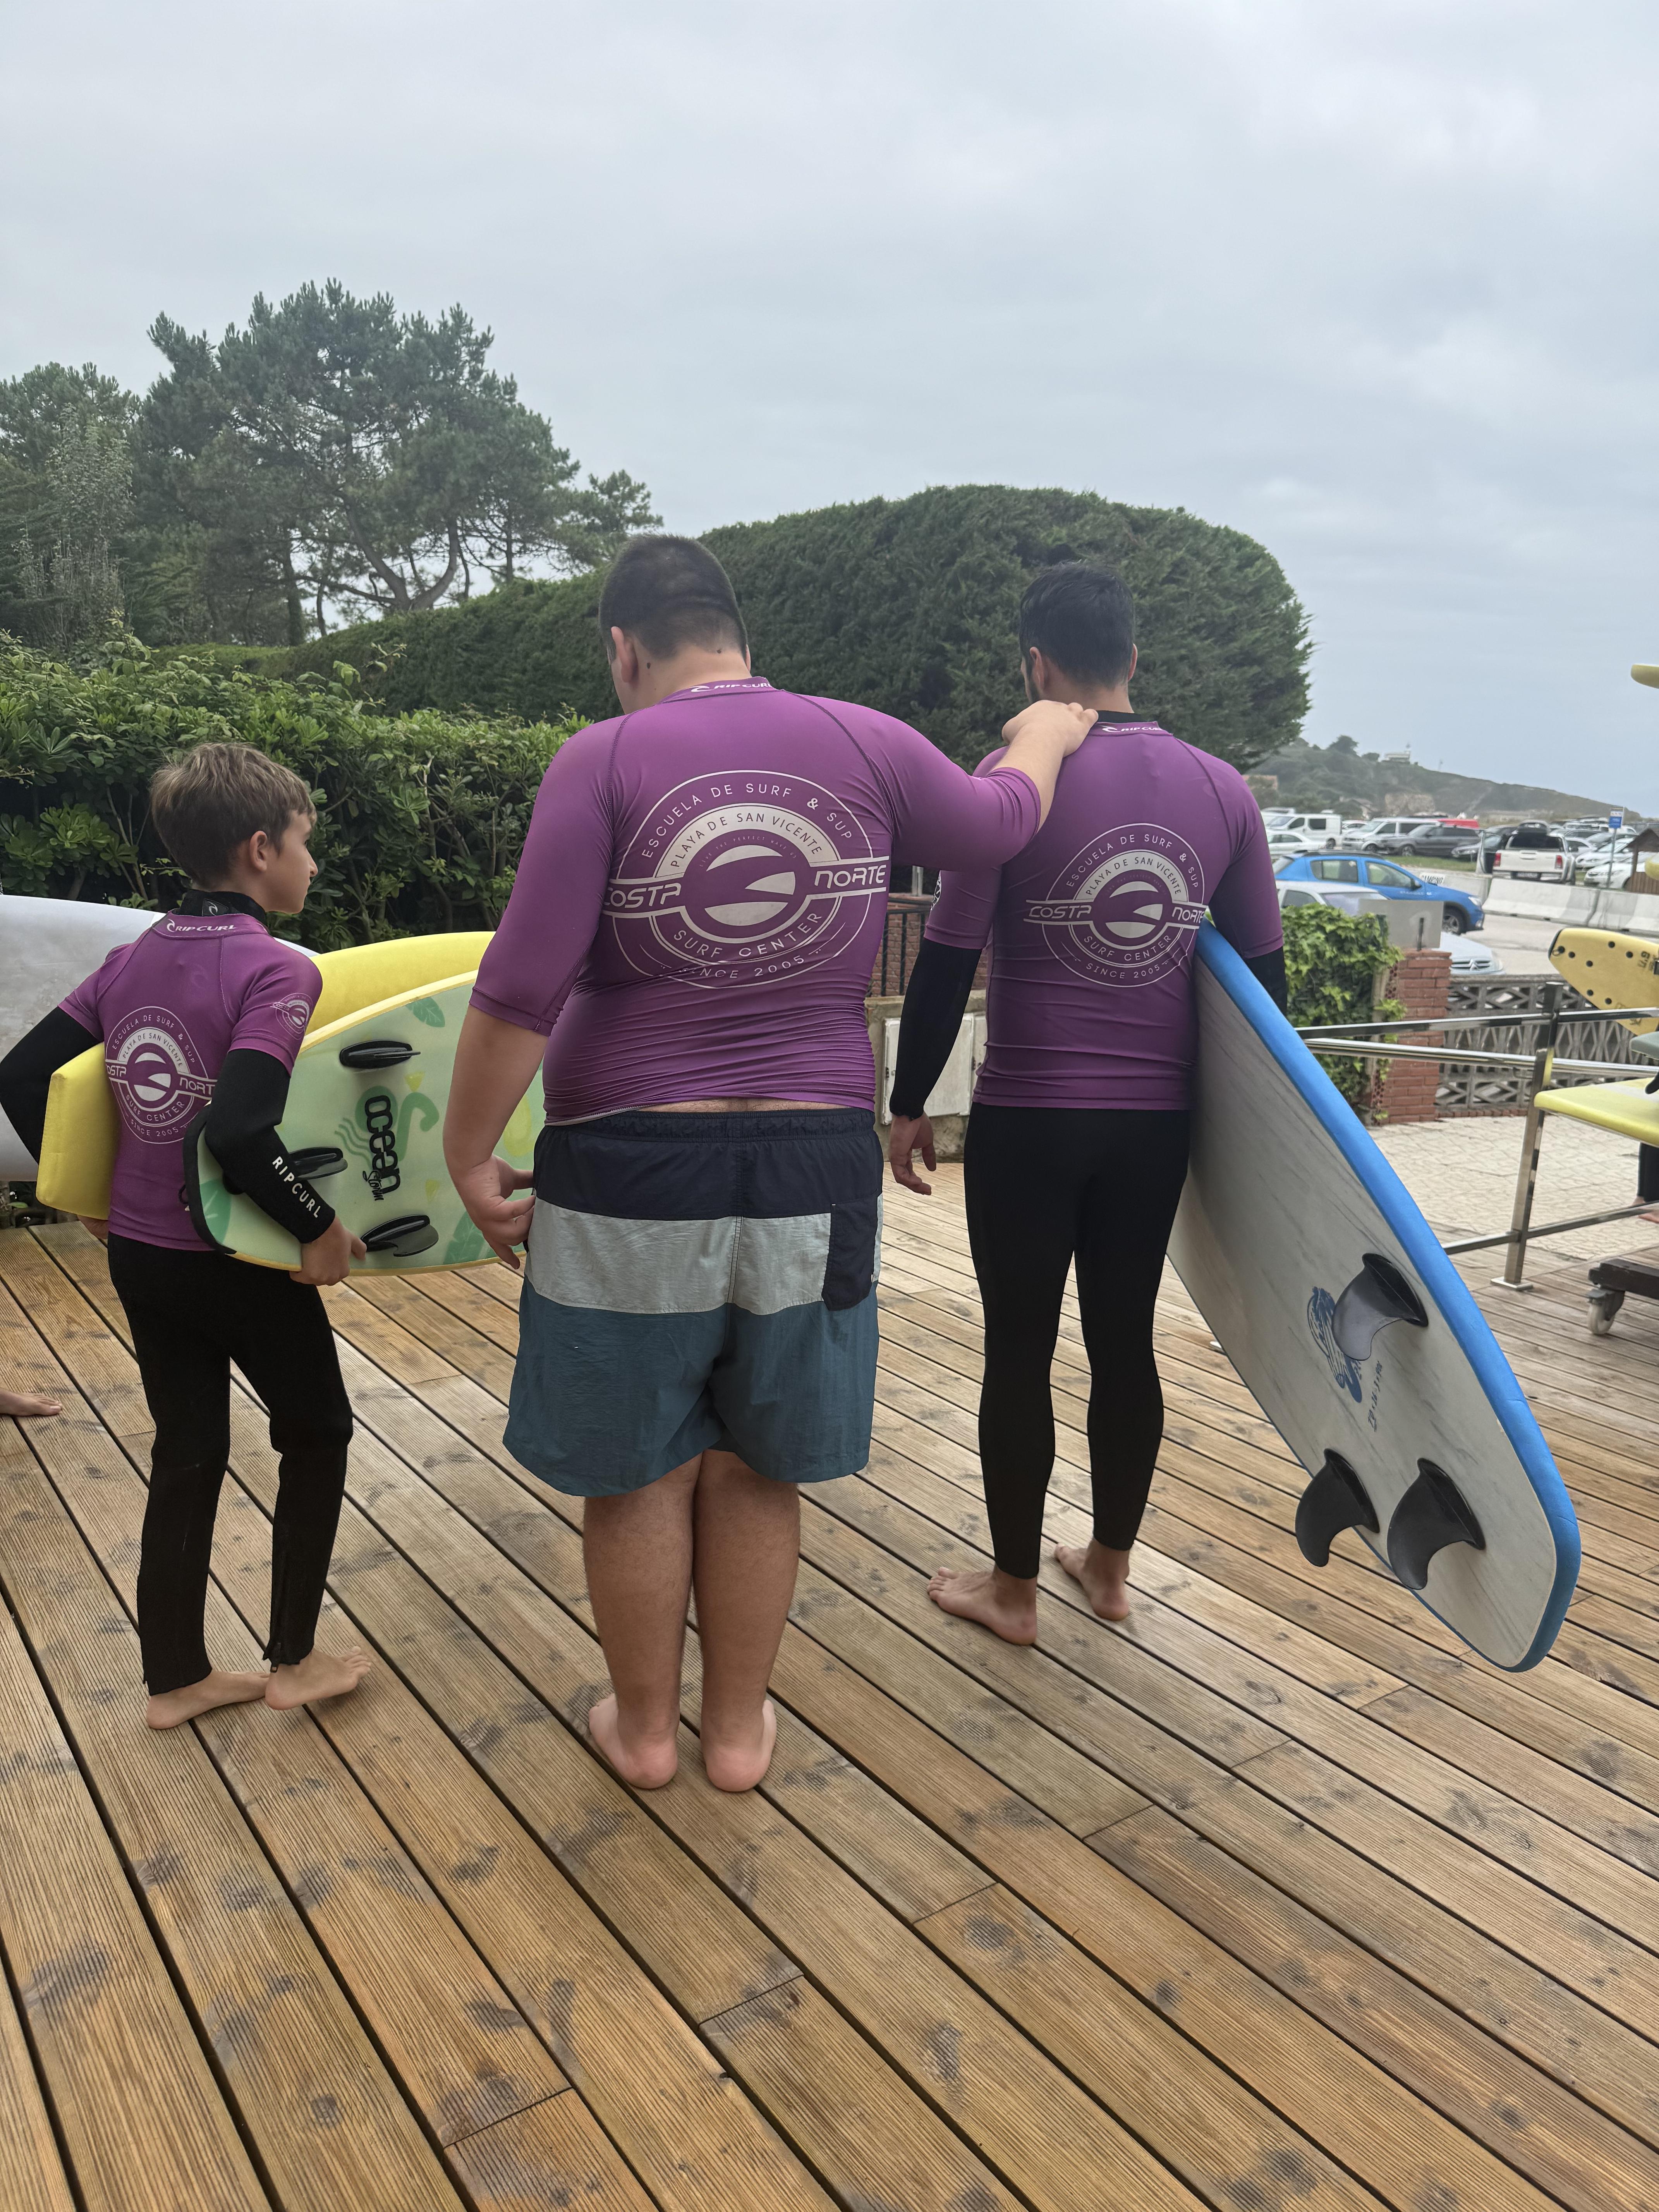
left=36, top=931, right=494, bottom=1219
left=1547, top=927, right=1659, bottom=1037
left=1537, top=1077, right=1659, bottom=1145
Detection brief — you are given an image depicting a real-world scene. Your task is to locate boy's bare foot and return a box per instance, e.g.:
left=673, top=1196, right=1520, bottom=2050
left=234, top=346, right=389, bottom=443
left=587, top=1692, right=678, bottom=1789
left=147, top=1669, right=268, bottom=1730
left=927, top=1565, right=1038, bottom=1645
left=0, top=1388, right=61, bottom=1421
left=701, top=1697, right=778, bottom=1793
left=1054, top=1539, right=1133, bottom=1622
left=264, top=1646, right=373, bottom=1709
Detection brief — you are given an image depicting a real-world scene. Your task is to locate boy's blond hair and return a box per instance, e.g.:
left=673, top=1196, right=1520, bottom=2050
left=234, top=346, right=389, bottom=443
left=149, top=743, right=314, bottom=887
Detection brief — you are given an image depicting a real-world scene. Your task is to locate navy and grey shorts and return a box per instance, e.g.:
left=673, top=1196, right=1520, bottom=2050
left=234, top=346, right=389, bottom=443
left=505, top=1108, right=883, bottom=1498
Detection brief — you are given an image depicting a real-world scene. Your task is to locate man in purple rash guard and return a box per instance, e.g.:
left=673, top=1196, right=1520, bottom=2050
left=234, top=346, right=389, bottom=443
left=443, top=536, right=1091, bottom=1794
left=888, top=562, right=1285, bottom=1647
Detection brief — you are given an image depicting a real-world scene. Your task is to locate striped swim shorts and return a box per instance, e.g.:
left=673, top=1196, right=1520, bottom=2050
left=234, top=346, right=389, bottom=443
left=505, top=1108, right=883, bottom=1498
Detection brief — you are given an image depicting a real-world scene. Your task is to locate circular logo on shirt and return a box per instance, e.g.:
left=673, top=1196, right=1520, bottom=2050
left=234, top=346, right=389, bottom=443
left=604, top=773, right=889, bottom=987
left=275, top=995, right=312, bottom=1035
left=106, top=1006, right=215, bottom=1140
left=1024, top=824, right=1207, bottom=987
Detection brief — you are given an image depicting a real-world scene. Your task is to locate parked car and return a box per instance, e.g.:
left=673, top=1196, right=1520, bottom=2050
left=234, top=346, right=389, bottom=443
left=1277, top=881, right=1502, bottom=972
left=1487, top=825, right=1571, bottom=884
left=1369, top=821, right=1481, bottom=860
left=1274, top=852, right=1486, bottom=933
left=1577, top=845, right=1638, bottom=888
left=1260, top=807, right=1295, bottom=833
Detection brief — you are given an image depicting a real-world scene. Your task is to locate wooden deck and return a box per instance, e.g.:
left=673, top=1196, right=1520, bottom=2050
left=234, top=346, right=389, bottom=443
left=1, top=1172, right=1657, bottom=2212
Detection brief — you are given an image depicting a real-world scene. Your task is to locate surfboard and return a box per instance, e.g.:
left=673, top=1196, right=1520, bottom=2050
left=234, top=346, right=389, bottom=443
left=36, top=931, right=493, bottom=1219
left=0, top=896, right=161, bottom=1179
left=183, top=971, right=542, bottom=1273
left=1547, top=926, right=1659, bottom=1036
left=1166, top=924, right=1579, bottom=1670
left=1535, top=1078, right=1659, bottom=1144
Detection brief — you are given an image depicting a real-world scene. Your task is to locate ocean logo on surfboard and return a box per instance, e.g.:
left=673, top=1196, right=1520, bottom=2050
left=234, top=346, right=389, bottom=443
left=604, top=772, right=888, bottom=989
left=1025, top=824, right=1206, bottom=987
left=105, top=1005, right=215, bottom=1142
left=1306, top=1287, right=1364, bottom=1401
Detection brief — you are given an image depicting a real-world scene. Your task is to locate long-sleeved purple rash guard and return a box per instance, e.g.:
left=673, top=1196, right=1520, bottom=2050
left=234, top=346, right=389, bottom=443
left=472, top=678, right=1043, bottom=1120
left=926, top=717, right=1283, bottom=1110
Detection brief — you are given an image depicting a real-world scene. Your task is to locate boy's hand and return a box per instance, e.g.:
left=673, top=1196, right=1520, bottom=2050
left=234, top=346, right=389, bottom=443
left=78, top=1216, right=110, bottom=1244
left=290, top=1215, right=366, bottom=1286
left=888, top=1113, right=936, bottom=1196
left=455, top=1156, right=536, bottom=1269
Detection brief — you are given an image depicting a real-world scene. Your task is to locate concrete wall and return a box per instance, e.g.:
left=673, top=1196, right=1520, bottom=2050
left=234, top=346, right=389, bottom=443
left=1477, top=878, right=1659, bottom=936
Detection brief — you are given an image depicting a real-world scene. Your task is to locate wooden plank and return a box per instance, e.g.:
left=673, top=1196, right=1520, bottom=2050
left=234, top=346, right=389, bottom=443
left=703, top=1980, right=1029, bottom=2212
left=1099, top=1804, right=1659, bottom=2212
left=769, top=1596, right=1659, bottom=2212
left=0, top=1444, right=472, bottom=2210
left=445, top=2092, right=656, bottom=2212
left=0, top=1547, right=270, bottom=2212
left=0, top=1946, right=77, bottom=2212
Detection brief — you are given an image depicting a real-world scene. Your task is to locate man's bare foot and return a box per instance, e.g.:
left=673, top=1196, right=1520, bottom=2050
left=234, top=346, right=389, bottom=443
left=265, top=1646, right=373, bottom=1710
left=587, top=1692, right=678, bottom=1789
left=701, top=1697, right=778, bottom=1793
left=927, top=1565, right=1038, bottom=1645
left=0, top=1388, right=61, bottom=1421
left=147, top=1669, right=268, bottom=1730
left=1054, top=1539, right=1132, bottom=1622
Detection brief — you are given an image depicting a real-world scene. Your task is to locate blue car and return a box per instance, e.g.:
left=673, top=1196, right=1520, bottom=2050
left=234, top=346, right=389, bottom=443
left=1274, top=853, right=1484, bottom=934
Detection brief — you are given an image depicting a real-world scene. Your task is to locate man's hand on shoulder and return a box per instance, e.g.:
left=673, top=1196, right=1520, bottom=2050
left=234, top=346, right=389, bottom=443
left=888, top=1113, right=936, bottom=1196
left=1001, top=699, right=1095, bottom=756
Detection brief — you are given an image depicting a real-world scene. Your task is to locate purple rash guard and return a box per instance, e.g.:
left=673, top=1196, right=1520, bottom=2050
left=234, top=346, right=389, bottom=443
left=472, top=679, right=1043, bottom=1120
left=59, top=912, right=321, bottom=1249
left=927, top=718, right=1283, bottom=1110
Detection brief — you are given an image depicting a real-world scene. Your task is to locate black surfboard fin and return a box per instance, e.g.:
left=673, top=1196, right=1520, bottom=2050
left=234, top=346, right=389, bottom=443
left=289, top=1146, right=347, bottom=1180
left=338, top=1039, right=419, bottom=1069
left=1386, top=1460, right=1485, bottom=1591
left=1294, top=1449, right=1379, bottom=1566
left=1332, top=1252, right=1428, bottom=1361
left=361, top=1213, right=438, bottom=1258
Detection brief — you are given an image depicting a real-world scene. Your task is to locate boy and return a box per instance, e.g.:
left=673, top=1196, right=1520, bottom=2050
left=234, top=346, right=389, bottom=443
left=0, top=744, right=371, bottom=1727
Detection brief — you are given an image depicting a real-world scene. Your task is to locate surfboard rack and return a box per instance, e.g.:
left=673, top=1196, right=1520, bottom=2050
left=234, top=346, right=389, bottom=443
left=361, top=1213, right=439, bottom=1258
left=1294, top=1449, right=1379, bottom=1566
left=1332, top=1252, right=1428, bottom=1361
left=1386, top=1460, right=1486, bottom=1591
left=338, top=1039, right=421, bottom=1069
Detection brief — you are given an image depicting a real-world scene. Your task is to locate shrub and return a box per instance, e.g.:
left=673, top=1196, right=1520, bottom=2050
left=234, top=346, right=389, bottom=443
left=275, top=483, right=1310, bottom=770
left=0, top=628, right=579, bottom=949
left=1282, top=904, right=1405, bottom=1109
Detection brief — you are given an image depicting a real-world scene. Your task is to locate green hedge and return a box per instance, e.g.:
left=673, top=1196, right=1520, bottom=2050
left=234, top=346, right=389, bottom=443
left=277, top=484, right=1310, bottom=771
left=1283, top=904, right=1405, bottom=1110
left=0, top=631, right=578, bottom=949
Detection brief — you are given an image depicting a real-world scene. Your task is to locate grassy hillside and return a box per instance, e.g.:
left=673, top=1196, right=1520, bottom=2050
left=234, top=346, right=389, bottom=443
left=1255, top=734, right=1621, bottom=821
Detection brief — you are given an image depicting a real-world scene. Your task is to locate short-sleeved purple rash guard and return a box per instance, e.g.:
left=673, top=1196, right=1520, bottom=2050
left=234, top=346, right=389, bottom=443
left=471, top=678, right=1044, bottom=1121
left=60, top=911, right=321, bottom=1249
left=926, top=716, right=1283, bottom=1111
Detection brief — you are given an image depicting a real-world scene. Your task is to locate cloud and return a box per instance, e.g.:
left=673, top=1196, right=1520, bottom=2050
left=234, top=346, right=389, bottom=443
left=4, top=0, right=1657, bottom=801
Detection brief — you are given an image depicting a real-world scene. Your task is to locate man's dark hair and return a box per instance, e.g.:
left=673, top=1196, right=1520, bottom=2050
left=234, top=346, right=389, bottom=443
left=597, top=534, right=749, bottom=662
left=1017, top=562, right=1135, bottom=687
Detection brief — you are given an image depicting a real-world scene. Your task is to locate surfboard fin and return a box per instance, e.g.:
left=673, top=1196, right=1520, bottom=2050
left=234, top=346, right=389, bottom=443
left=1294, top=1450, right=1378, bottom=1566
left=1387, top=1460, right=1485, bottom=1591
left=1332, top=1252, right=1428, bottom=1361
left=338, top=1040, right=420, bottom=1070
left=361, top=1213, right=439, bottom=1259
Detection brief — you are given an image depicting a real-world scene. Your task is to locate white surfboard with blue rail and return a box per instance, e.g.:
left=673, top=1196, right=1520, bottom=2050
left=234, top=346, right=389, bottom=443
left=1166, top=924, right=1579, bottom=1670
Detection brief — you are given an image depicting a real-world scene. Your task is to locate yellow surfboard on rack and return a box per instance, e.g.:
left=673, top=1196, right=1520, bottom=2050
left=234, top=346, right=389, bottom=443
left=35, top=931, right=493, bottom=1219
left=1547, top=927, right=1659, bottom=1037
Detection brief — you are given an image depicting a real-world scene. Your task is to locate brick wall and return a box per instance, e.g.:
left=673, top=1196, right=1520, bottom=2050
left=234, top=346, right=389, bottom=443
left=1370, top=948, right=1451, bottom=1125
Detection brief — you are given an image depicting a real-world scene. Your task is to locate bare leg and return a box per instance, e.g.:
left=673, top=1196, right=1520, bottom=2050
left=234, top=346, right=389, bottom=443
left=928, top=1564, right=1038, bottom=1644
left=692, top=1450, right=797, bottom=1790
left=0, top=1387, right=61, bottom=1420
left=583, top=1456, right=699, bottom=1788
left=148, top=1669, right=267, bottom=1730
left=1054, top=1538, right=1133, bottom=1622
left=265, top=1646, right=373, bottom=1708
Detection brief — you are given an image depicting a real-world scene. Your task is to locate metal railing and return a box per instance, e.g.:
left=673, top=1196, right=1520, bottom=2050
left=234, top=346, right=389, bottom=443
left=1437, top=978, right=1644, bottom=1111
left=1300, top=986, right=1659, bottom=1287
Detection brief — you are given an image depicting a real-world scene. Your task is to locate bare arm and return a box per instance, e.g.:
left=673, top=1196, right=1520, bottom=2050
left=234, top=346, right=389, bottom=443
left=443, top=1006, right=550, bottom=1267
left=994, top=698, right=1096, bottom=828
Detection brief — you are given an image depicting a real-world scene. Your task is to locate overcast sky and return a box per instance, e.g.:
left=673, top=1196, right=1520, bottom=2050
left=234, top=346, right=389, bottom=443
left=5, top=0, right=1657, bottom=805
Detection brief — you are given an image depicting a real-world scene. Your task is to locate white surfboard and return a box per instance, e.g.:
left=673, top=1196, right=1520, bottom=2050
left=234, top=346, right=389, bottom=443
left=0, top=895, right=160, bottom=1178
left=1167, top=925, right=1579, bottom=1670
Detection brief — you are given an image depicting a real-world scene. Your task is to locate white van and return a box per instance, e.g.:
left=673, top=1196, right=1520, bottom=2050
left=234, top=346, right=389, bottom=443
left=1268, top=812, right=1345, bottom=853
